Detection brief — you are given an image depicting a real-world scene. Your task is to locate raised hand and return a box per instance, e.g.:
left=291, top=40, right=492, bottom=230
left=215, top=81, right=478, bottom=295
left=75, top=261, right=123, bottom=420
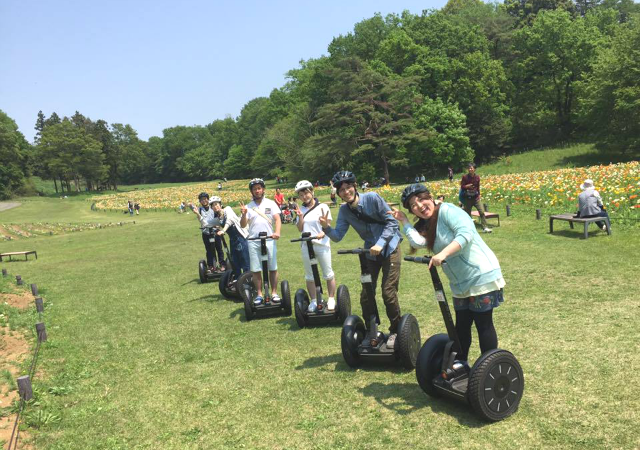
left=387, top=206, right=408, bottom=223
left=240, top=201, right=248, bottom=216
left=318, top=210, right=330, bottom=228
left=294, top=205, right=303, bottom=217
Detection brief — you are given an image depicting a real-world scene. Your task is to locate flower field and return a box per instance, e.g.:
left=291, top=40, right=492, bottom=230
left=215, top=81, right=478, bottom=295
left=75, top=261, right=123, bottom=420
left=91, top=162, right=640, bottom=220
left=0, top=221, right=133, bottom=240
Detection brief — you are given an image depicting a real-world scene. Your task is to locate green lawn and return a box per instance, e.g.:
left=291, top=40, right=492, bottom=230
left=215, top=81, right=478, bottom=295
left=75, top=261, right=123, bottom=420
left=1, top=189, right=639, bottom=449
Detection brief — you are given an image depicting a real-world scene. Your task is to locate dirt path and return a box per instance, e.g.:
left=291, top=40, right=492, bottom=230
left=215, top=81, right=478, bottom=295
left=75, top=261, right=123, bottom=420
left=0, top=202, right=21, bottom=212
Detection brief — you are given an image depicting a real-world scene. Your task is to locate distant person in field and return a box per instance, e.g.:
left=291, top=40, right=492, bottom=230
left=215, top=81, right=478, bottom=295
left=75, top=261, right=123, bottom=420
left=134, top=202, right=140, bottom=215
left=461, top=163, right=492, bottom=233
left=127, top=200, right=134, bottom=215
left=577, top=179, right=610, bottom=232
left=274, top=188, right=285, bottom=221
left=330, top=180, right=337, bottom=206
left=448, top=167, right=454, bottom=182
left=190, top=192, right=226, bottom=273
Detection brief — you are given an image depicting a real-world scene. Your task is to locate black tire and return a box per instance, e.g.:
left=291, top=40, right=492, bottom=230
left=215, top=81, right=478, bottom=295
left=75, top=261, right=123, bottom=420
left=281, top=280, right=292, bottom=316
left=199, top=260, right=208, bottom=284
left=416, top=333, right=450, bottom=397
left=336, top=285, right=351, bottom=323
left=341, top=315, right=365, bottom=368
left=396, top=314, right=421, bottom=369
left=294, top=289, right=309, bottom=328
left=467, top=349, right=524, bottom=422
left=218, top=270, right=235, bottom=299
left=238, top=272, right=255, bottom=321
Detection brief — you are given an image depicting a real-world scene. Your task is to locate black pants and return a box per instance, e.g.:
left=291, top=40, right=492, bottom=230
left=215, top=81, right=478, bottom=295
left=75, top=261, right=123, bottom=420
left=202, top=233, right=224, bottom=267
left=454, top=309, right=498, bottom=361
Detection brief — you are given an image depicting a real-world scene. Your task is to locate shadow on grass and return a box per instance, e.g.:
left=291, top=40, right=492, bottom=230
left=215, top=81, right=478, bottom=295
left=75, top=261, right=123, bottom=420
left=181, top=278, right=201, bottom=286
left=229, top=307, right=246, bottom=322
left=559, top=149, right=636, bottom=167
left=275, top=316, right=301, bottom=331
left=359, top=381, right=489, bottom=427
left=296, top=353, right=411, bottom=373
left=550, top=229, right=609, bottom=240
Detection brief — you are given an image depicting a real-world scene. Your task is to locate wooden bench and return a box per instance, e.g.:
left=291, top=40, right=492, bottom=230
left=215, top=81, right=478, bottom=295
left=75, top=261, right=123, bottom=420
left=0, top=250, right=38, bottom=262
left=471, top=211, right=500, bottom=227
left=549, top=213, right=611, bottom=239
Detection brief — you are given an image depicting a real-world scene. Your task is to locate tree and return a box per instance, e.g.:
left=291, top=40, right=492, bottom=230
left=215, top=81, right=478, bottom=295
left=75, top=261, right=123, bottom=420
left=34, top=110, right=46, bottom=144
left=504, top=0, right=577, bottom=25
left=328, top=13, right=400, bottom=61
left=0, top=110, right=29, bottom=199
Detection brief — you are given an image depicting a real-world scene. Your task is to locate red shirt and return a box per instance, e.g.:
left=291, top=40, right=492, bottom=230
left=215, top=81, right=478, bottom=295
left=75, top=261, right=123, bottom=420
left=461, top=174, right=481, bottom=197
left=274, top=193, right=285, bottom=206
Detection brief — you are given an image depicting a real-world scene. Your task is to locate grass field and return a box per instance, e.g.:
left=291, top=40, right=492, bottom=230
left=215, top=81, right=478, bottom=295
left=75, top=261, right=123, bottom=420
left=1, top=146, right=639, bottom=449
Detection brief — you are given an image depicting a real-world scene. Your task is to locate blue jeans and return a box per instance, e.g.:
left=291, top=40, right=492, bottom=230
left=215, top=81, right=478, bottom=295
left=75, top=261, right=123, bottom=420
left=228, top=227, right=250, bottom=278
left=582, top=210, right=610, bottom=230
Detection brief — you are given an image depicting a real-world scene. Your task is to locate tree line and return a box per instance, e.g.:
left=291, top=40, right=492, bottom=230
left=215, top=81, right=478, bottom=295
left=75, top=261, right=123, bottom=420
left=1, top=0, right=639, bottom=199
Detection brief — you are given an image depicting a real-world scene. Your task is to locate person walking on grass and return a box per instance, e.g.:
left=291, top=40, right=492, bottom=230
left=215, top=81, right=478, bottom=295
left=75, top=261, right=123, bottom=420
left=390, top=183, right=504, bottom=371
left=190, top=192, right=226, bottom=273
left=461, top=163, right=492, bottom=233
left=240, top=178, right=282, bottom=306
left=319, top=170, right=404, bottom=349
left=293, top=180, right=337, bottom=312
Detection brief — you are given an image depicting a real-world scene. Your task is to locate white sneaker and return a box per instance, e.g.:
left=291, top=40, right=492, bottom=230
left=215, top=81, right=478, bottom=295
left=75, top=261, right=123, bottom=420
left=483, top=228, right=493, bottom=233
left=602, top=224, right=608, bottom=232
left=386, top=333, right=397, bottom=349
left=308, top=301, right=317, bottom=313
left=327, top=297, right=336, bottom=311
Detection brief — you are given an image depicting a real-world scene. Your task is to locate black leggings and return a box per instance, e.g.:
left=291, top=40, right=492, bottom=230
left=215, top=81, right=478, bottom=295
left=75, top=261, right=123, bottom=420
left=202, top=233, right=224, bottom=267
left=454, top=309, right=498, bottom=361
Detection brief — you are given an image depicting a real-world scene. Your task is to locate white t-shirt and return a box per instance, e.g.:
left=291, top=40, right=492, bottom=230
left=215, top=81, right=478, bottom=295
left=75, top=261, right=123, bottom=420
left=300, top=201, right=332, bottom=247
left=199, top=206, right=221, bottom=233
left=246, top=198, right=281, bottom=238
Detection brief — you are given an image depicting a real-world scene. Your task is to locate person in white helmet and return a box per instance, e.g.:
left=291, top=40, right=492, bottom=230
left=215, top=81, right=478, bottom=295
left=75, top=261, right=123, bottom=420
left=293, top=180, right=337, bottom=312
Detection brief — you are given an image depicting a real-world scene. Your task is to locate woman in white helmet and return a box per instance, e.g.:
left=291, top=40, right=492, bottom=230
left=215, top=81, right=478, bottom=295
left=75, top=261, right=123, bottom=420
left=293, top=180, right=337, bottom=312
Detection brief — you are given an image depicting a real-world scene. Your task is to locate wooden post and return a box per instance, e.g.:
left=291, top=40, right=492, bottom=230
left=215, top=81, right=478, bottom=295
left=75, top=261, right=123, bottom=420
left=35, top=322, right=47, bottom=342
left=17, top=375, right=33, bottom=401
left=536, top=209, right=541, bottom=220
left=2, top=268, right=6, bottom=277
left=31, top=284, right=38, bottom=296
left=16, top=275, right=23, bottom=286
left=506, top=205, right=511, bottom=216
left=484, top=203, right=488, bottom=211
left=35, top=297, right=44, bottom=313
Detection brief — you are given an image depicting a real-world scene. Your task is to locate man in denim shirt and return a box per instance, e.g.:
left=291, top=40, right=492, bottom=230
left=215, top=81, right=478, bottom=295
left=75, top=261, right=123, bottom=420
left=319, top=171, right=403, bottom=346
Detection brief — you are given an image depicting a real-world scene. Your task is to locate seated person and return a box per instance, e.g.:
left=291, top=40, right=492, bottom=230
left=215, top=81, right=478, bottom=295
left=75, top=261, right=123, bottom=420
left=577, top=179, right=610, bottom=231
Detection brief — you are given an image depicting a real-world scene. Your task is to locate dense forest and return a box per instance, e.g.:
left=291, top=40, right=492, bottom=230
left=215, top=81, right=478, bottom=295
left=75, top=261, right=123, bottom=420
left=1, top=0, right=639, bottom=198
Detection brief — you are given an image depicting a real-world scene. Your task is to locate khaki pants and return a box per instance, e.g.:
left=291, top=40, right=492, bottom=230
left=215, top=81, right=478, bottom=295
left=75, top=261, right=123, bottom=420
left=360, top=247, right=402, bottom=333
left=463, top=197, right=488, bottom=228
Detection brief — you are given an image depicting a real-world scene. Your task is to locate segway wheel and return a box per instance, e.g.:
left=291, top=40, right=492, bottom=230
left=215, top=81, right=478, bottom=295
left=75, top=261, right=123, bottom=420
left=280, top=280, right=292, bottom=316
left=396, top=314, right=421, bottom=369
left=199, top=260, right=208, bottom=284
left=467, top=349, right=524, bottom=422
left=218, top=270, right=235, bottom=300
left=294, top=289, right=309, bottom=328
left=238, top=272, right=255, bottom=321
left=336, top=284, right=351, bottom=323
left=341, top=315, right=365, bottom=368
left=416, top=333, right=450, bottom=397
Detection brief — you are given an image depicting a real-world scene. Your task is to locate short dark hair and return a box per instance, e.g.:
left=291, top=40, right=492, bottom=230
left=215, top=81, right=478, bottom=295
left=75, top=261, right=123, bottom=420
left=468, top=163, right=476, bottom=169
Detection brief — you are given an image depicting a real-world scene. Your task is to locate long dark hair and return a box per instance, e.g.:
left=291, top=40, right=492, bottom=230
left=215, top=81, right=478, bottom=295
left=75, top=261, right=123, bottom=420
left=410, top=193, right=440, bottom=252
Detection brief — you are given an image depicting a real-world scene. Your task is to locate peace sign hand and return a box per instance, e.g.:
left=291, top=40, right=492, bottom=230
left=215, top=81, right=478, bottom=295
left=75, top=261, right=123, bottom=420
left=387, top=207, right=408, bottom=224
left=318, top=210, right=331, bottom=228
left=240, top=202, right=248, bottom=216
left=294, top=206, right=303, bottom=217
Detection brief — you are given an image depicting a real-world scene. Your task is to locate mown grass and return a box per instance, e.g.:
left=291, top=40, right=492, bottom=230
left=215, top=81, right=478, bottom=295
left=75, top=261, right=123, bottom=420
left=0, top=184, right=639, bottom=449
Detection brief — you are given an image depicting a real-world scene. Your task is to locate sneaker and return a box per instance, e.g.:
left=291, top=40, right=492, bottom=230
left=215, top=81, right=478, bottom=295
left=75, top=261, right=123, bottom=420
left=271, top=294, right=281, bottom=304
left=602, top=224, right=608, bottom=232
left=326, top=297, right=336, bottom=311
left=207, top=267, right=215, bottom=274
left=483, top=228, right=493, bottom=233
left=308, top=300, right=317, bottom=313
left=386, top=333, right=397, bottom=349
left=253, top=295, right=263, bottom=306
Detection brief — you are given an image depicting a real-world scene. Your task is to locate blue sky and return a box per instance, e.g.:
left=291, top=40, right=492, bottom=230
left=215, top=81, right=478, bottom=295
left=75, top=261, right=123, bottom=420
left=1, top=0, right=447, bottom=142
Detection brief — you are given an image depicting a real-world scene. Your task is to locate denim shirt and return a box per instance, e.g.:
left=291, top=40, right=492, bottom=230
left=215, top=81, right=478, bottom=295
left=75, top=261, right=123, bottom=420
left=324, top=192, right=402, bottom=260
left=403, top=203, right=502, bottom=296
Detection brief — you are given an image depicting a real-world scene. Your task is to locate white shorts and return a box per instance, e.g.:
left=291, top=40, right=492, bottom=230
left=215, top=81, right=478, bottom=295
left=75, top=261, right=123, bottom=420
left=301, top=244, right=334, bottom=281
left=249, top=239, right=278, bottom=272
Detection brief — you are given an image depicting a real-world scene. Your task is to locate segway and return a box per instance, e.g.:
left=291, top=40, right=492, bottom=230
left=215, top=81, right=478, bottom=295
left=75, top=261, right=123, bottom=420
left=218, top=237, right=242, bottom=300
left=238, top=232, right=292, bottom=321
left=339, top=248, right=420, bottom=369
left=290, top=232, right=351, bottom=328
left=405, top=256, right=524, bottom=422
left=198, top=227, right=229, bottom=283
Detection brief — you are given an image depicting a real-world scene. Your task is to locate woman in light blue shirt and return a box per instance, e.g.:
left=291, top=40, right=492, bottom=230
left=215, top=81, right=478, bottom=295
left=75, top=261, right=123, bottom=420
left=390, top=184, right=504, bottom=366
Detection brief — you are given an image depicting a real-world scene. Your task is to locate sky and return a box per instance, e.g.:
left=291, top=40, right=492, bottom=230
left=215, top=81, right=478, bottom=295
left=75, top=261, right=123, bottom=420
left=1, top=0, right=448, bottom=143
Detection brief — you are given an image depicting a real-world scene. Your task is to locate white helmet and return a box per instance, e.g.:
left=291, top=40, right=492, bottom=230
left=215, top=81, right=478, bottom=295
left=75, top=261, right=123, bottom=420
left=209, top=196, right=222, bottom=204
left=295, top=180, right=314, bottom=193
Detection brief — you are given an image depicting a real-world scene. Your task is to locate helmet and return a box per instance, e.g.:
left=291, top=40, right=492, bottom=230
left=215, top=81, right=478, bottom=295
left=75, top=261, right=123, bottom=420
left=198, top=192, right=209, bottom=200
left=209, top=196, right=222, bottom=204
left=294, top=180, right=314, bottom=193
left=331, top=170, right=356, bottom=191
left=248, top=178, right=265, bottom=190
left=401, top=184, right=430, bottom=209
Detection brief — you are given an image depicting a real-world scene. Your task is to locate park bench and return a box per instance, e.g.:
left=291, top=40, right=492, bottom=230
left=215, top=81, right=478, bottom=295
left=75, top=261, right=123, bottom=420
left=0, top=250, right=38, bottom=262
left=549, top=213, right=611, bottom=239
left=471, top=210, right=500, bottom=227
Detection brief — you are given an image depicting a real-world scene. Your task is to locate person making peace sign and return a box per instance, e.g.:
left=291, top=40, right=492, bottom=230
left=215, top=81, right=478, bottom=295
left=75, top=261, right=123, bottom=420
left=294, top=180, right=337, bottom=312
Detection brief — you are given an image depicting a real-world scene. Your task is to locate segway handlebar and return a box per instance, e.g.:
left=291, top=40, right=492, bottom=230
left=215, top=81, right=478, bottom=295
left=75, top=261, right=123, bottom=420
left=290, top=232, right=315, bottom=243
left=247, top=232, right=274, bottom=241
left=337, top=248, right=371, bottom=255
left=404, top=256, right=447, bottom=265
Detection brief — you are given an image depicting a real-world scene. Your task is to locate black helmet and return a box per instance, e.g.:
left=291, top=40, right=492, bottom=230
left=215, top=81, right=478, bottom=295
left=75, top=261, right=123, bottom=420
left=331, top=170, right=356, bottom=191
left=198, top=192, right=210, bottom=200
left=248, top=178, right=265, bottom=190
left=401, top=184, right=430, bottom=209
